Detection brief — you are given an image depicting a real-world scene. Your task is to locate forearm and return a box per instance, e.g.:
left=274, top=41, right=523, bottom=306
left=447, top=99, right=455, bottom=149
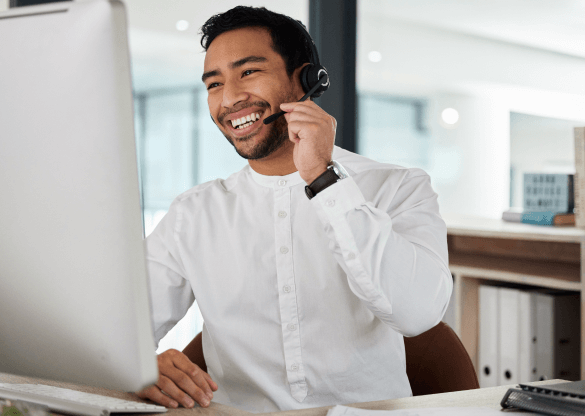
left=182, top=331, right=207, bottom=372
left=312, top=172, right=452, bottom=336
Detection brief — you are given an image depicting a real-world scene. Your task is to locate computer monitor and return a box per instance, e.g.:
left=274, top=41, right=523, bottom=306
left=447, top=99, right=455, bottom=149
left=0, top=0, right=158, bottom=392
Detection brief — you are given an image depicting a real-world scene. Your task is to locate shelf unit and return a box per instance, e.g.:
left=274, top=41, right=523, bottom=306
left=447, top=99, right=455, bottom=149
left=443, top=213, right=585, bottom=379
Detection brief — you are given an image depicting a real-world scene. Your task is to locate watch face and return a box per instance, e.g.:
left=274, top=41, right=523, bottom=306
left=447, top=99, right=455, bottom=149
left=330, top=160, right=349, bottom=179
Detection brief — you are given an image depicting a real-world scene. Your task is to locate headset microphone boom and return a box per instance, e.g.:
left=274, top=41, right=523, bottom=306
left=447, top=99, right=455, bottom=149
left=263, top=73, right=329, bottom=124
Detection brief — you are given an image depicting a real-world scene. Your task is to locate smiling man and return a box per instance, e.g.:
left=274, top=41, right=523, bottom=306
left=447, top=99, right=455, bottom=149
left=138, top=6, right=453, bottom=414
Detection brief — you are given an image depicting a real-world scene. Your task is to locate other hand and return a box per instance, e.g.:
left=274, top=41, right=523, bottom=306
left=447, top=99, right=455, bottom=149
left=280, top=100, right=336, bottom=184
left=136, top=349, right=218, bottom=408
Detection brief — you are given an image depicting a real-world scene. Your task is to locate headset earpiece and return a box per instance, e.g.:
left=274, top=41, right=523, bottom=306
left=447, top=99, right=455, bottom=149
left=286, top=16, right=330, bottom=99
left=300, top=63, right=329, bottom=98
left=263, top=16, right=331, bottom=124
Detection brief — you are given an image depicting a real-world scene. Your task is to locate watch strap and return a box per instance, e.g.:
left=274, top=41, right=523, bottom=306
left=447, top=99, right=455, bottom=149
left=305, top=168, right=339, bottom=200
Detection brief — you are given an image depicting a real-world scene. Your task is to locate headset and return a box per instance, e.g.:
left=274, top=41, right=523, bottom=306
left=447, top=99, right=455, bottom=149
left=263, top=16, right=329, bottom=124
left=288, top=17, right=330, bottom=99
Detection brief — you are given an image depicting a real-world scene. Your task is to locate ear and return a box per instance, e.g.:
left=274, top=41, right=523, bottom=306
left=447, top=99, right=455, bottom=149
left=292, top=63, right=311, bottom=99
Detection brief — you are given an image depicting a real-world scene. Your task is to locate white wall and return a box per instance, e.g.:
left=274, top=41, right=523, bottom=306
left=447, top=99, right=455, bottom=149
left=425, top=94, right=510, bottom=218
left=357, top=16, right=585, bottom=218
left=0, top=0, right=7, bottom=12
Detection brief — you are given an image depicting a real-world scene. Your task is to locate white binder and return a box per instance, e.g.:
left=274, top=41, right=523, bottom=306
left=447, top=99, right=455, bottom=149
left=479, top=285, right=499, bottom=387
left=535, top=293, right=554, bottom=381
left=499, top=288, right=520, bottom=385
left=518, top=290, right=537, bottom=382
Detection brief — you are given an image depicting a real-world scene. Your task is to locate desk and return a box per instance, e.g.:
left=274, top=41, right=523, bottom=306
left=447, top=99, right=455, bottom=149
left=0, top=374, right=565, bottom=415
left=443, top=213, right=585, bottom=380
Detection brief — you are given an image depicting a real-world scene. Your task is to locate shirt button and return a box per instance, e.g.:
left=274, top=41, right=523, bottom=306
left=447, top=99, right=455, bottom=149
left=287, top=323, right=296, bottom=331
left=278, top=180, right=287, bottom=186
left=347, top=252, right=355, bottom=260
left=280, top=246, right=289, bottom=254
left=326, top=199, right=336, bottom=207
left=283, top=285, right=292, bottom=293
left=278, top=211, right=287, bottom=218
left=291, top=363, right=299, bottom=371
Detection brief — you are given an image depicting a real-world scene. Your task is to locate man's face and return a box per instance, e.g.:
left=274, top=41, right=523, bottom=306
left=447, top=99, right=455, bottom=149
left=202, top=27, right=303, bottom=160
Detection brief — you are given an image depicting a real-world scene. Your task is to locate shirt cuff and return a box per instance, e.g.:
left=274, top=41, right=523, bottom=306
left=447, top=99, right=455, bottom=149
left=309, top=176, right=366, bottom=215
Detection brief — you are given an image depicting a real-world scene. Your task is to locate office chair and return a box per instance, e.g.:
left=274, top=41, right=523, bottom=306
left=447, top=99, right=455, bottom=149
left=183, top=321, right=479, bottom=397
left=404, top=321, right=479, bottom=396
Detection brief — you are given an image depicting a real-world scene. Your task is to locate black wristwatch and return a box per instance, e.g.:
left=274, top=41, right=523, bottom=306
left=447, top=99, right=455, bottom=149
left=305, top=160, right=349, bottom=200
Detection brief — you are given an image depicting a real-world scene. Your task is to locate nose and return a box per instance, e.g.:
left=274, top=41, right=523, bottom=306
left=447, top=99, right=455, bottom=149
left=221, top=78, right=249, bottom=109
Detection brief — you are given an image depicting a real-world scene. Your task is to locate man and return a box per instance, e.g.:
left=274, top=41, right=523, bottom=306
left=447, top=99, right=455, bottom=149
left=137, top=6, right=452, bottom=413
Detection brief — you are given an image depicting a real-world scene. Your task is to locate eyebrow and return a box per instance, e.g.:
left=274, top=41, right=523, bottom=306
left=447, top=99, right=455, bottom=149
left=201, top=55, right=268, bottom=83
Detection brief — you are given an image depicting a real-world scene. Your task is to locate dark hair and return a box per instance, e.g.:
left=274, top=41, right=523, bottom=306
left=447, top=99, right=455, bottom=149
left=200, top=6, right=312, bottom=77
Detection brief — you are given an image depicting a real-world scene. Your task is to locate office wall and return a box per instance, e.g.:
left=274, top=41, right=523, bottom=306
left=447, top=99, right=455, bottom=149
left=357, top=15, right=585, bottom=218
left=426, top=94, right=510, bottom=218
left=0, top=0, right=7, bottom=11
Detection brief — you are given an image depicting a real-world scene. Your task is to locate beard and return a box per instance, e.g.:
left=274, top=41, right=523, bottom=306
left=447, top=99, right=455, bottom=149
left=217, top=90, right=296, bottom=160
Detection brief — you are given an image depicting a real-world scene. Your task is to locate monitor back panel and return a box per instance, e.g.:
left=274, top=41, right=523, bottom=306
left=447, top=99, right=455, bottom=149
left=0, top=0, right=158, bottom=391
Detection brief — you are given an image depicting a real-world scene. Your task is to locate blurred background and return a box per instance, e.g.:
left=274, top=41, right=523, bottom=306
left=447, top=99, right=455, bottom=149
left=4, top=0, right=585, bottom=355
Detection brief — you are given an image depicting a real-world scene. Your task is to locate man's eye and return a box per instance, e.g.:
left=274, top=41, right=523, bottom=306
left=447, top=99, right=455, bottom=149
left=243, top=69, right=257, bottom=76
left=207, top=82, right=220, bottom=90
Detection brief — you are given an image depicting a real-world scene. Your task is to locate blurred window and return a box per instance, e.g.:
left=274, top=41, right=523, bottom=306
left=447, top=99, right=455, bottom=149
left=357, top=94, right=430, bottom=170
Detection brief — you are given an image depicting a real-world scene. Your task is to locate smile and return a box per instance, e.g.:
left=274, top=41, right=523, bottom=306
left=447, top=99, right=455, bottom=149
left=230, top=112, right=263, bottom=129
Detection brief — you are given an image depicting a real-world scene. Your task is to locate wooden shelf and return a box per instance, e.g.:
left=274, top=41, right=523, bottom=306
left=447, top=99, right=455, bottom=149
left=443, top=213, right=585, bottom=243
left=449, top=252, right=580, bottom=285
left=443, top=213, right=585, bottom=380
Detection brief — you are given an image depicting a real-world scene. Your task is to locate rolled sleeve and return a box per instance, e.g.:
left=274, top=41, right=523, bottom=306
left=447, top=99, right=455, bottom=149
left=310, top=171, right=452, bottom=337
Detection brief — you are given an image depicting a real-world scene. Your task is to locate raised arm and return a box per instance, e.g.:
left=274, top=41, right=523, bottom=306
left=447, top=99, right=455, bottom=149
left=310, top=169, right=453, bottom=337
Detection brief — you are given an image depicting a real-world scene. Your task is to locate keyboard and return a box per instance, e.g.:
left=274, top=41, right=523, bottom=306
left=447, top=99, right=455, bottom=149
left=0, top=383, right=167, bottom=416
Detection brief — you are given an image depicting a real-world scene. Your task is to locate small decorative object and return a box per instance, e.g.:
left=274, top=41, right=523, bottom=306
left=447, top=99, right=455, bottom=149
left=523, top=173, right=574, bottom=214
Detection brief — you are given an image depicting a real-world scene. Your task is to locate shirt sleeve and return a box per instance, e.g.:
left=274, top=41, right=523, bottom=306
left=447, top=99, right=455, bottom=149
left=310, top=169, right=453, bottom=337
left=145, top=200, right=195, bottom=347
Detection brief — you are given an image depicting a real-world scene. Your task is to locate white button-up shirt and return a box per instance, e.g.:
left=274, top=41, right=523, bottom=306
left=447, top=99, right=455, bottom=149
left=146, top=146, right=453, bottom=413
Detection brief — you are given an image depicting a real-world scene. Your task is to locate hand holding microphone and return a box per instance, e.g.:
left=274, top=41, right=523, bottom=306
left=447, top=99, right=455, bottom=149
left=278, top=79, right=337, bottom=185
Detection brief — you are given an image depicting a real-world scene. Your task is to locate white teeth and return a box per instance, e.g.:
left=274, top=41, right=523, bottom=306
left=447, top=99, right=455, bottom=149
left=230, top=112, right=263, bottom=128
left=236, top=121, right=254, bottom=129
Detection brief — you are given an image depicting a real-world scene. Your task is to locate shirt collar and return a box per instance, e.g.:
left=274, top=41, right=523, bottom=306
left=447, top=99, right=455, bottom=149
left=247, top=165, right=306, bottom=189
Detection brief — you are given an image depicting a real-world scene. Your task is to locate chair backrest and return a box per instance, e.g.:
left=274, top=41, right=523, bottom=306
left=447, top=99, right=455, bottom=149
left=404, top=321, right=479, bottom=396
left=188, top=321, right=479, bottom=397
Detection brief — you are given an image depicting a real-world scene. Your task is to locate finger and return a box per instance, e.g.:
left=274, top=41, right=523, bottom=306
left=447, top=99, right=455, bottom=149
left=174, top=364, right=214, bottom=399
left=286, top=120, right=322, bottom=138
left=285, top=111, right=326, bottom=125
left=280, top=100, right=325, bottom=116
left=170, top=355, right=216, bottom=397
left=188, top=369, right=216, bottom=400
left=156, top=374, right=200, bottom=408
left=201, top=372, right=219, bottom=391
left=137, top=385, right=179, bottom=409
left=285, top=110, right=337, bottom=140
left=162, top=368, right=211, bottom=408
left=282, top=105, right=332, bottom=129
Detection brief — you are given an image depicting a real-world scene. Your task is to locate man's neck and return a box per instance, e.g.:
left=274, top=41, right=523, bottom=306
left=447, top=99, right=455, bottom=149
left=248, top=140, right=297, bottom=177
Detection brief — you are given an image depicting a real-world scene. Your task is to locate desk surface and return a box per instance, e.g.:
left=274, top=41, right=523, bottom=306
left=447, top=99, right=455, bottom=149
left=0, top=373, right=566, bottom=415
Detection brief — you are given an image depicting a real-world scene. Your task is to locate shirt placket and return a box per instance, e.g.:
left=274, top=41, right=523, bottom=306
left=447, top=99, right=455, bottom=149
left=273, top=179, right=307, bottom=402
